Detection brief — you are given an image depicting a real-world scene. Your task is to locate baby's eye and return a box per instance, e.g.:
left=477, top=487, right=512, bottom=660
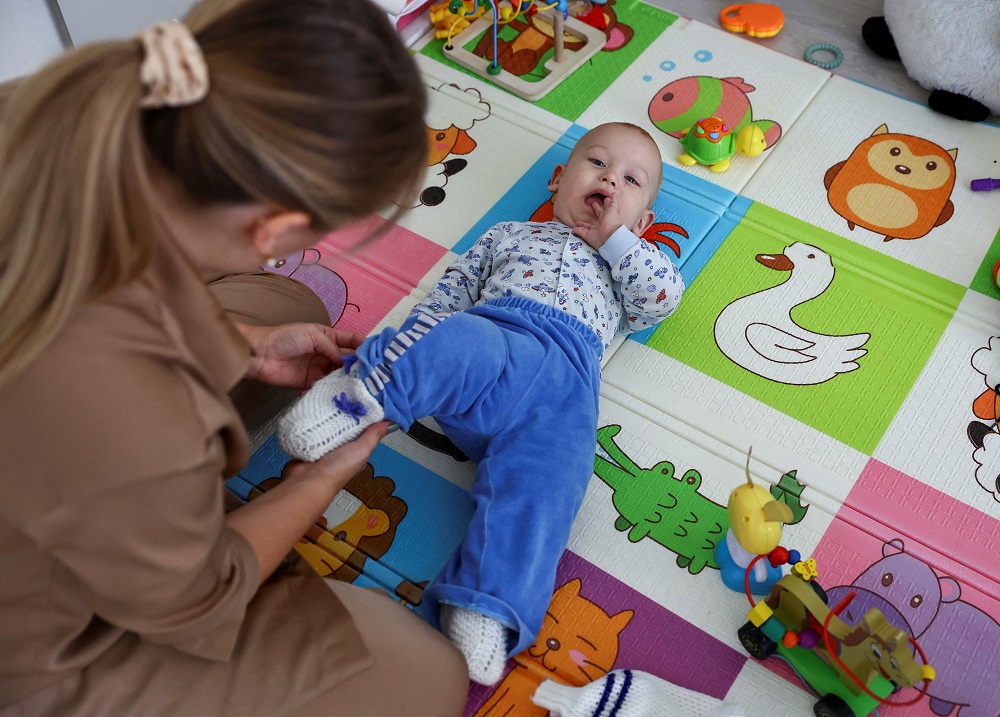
left=626, top=175, right=639, bottom=186
left=590, top=158, right=605, bottom=167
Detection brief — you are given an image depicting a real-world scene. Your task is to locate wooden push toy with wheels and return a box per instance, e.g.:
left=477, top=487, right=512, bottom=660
left=739, top=559, right=935, bottom=717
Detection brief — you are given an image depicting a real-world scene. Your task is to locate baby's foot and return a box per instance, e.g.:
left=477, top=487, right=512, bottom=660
left=277, top=367, right=384, bottom=461
left=439, top=605, right=509, bottom=686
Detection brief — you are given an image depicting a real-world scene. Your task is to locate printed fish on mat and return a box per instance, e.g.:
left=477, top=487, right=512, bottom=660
left=647, top=75, right=781, bottom=150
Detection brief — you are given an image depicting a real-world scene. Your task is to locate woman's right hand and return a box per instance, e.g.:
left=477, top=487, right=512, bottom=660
left=226, top=421, right=390, bottom=583
left=280, top=421, right=389, bottom=498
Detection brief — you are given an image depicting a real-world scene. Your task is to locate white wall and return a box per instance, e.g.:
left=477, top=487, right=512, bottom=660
left=0, top=0, right=65, bottom=82
left=0, top=0, right=201, bottom=83
left=57, top=0, right=196, bottom=45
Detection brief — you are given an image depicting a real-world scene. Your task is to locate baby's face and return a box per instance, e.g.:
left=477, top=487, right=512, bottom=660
left=549, top=125, right=661, bottom=234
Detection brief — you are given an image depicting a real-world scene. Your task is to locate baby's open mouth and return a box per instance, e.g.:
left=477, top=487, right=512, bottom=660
left=585, top=191, right=609, bottom=212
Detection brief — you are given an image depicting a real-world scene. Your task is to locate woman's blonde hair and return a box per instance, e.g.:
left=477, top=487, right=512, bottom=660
left=0, top=0, right=427, bottom=387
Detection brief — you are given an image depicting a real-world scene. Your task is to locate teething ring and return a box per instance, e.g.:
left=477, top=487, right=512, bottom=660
left=803, top=42, right=843, bottom=69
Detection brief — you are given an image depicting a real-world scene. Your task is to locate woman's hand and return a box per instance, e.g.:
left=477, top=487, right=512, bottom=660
left=227, top=422, right=389, bottom=583
left=237, top=322, right=366, bottom=390
left=280, top=422, right=389, bottom=497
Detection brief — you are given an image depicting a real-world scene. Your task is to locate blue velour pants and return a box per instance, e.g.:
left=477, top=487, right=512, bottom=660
left=351, top=297, right=603, bottom=656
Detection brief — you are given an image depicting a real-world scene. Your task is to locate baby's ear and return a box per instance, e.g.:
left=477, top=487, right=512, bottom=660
left=632, top=209, right=655, bottom=238
left=547, top=164, right=565, bottom=192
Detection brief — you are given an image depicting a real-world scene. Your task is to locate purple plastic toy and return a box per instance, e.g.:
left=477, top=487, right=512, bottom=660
left=826, top=539, right=1000, bottom=717
left=971, top=177, right=1000, bottom=191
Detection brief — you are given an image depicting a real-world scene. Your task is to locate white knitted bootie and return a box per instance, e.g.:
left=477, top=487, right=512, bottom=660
left=532, top=669, right=748, bottom=717
left=439, top=604, right=510, bottom=686
left=277, top=367, right=384, bottom=461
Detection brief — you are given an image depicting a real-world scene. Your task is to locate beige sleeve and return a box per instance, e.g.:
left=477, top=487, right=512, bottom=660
left=4, top=317, right=262, bottom=661
left=208, top=270, right=332, bottom=433
left=28, top=469, right=261, bottom=661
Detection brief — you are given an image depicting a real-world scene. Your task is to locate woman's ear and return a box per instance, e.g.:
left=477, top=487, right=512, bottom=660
left=547, top=164, right=565, bottom=193
left=249, top=210, right=313, bottom=259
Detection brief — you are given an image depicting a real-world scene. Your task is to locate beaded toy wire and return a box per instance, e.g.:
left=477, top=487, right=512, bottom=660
left=743, top=556, right=934, bottom=709
left=444, top=0, right=562, bottom=74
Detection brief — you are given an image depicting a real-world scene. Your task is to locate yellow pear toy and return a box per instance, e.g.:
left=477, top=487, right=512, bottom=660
left=729, top=448, right=794, bottom=555
left=715, top=448, right=795, bottom=594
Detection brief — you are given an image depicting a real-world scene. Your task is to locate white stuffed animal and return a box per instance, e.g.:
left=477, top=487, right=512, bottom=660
left=862, top=0, right=1000, bottom=122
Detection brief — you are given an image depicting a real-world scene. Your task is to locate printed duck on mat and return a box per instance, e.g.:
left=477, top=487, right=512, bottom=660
left=713, top=241, right=870, bottom=385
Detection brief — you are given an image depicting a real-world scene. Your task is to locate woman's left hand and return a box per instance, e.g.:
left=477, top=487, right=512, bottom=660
left=238, top=322, right=366, bottom=390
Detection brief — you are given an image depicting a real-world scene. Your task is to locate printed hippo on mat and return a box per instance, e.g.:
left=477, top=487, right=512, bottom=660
left=826, top=539, right=1000, bottom=717
left=262, top=248, right=351, bottom=326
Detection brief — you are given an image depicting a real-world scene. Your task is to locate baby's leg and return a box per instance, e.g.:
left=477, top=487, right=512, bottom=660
left=278, top=311, right=509, bottom=461
left=426, top=361, right=599, bottom=684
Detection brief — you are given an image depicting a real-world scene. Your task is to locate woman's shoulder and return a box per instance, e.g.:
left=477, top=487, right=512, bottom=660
left=43, top=277, right=188, bottom=390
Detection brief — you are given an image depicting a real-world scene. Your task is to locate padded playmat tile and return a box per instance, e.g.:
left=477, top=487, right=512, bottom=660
left=413, top=0, right=680, bottom=121
left=462, top=550, right=747, bottom=716
left=391, top=60, right=573, bottom=249
left=275, top=216, right=447, bottom=333
left=601, top=344, right=871, bottom=504
left=572, top=390, right=834, bottom=644
left=876, top=289, right=1000, bottom=513
left=643, top=200, right=964, bottom=455
left=228, top=433, right=476, bottom=600
left=231, top=6, right=1000, bottom=715
left=578, top=18, right=829, bottom=195
left=811, top=486, right=1000, bottom=717
left=743, top=76, right=1000, bottom=287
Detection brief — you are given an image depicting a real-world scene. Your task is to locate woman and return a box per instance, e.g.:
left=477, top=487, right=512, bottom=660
left=0, top=0, right=469, bottom=715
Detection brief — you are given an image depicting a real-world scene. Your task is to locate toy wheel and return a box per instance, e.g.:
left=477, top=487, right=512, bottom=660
left=811, top=580, right=829, bottom=604
left=738, top=621, right=776, bottom=660
left=814, top=694, right=853, bottom=717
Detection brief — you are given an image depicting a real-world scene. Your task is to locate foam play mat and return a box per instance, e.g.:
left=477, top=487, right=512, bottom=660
left=228, top=3, right=1000, bottom=715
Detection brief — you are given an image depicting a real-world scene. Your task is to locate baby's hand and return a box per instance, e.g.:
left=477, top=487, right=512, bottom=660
left=572, top=193, right=624, bottom=249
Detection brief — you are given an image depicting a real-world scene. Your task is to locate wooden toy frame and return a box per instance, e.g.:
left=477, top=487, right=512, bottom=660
left=443, top=8, right=607, bottom=101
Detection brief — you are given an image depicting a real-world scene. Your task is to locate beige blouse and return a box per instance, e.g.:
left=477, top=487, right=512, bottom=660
left=0, top=237, right=369, bottom=715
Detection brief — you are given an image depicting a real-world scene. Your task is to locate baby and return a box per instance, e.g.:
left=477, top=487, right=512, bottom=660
left=278, top=122, right=684, bottom=684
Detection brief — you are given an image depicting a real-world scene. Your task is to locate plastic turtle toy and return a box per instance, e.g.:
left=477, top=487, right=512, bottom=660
left=677, top=117, right=767, bottom=173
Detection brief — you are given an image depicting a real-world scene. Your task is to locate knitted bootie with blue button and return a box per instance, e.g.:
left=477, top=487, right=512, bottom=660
left=277, top=366, right=384, bottom=461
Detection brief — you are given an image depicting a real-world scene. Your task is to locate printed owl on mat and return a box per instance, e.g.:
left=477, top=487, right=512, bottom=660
left=824, top=124, right=957, bottom=242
